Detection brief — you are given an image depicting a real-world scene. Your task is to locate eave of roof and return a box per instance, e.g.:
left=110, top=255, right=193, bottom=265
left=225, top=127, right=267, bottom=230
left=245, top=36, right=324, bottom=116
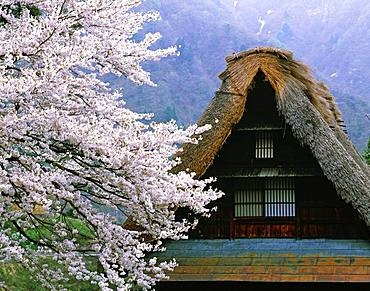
left=206, top=167, right=322, bottom=178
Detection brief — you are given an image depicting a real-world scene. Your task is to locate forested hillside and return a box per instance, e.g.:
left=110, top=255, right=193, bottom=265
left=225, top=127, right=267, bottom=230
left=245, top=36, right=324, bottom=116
left=108, top=0, right=370, bottom=150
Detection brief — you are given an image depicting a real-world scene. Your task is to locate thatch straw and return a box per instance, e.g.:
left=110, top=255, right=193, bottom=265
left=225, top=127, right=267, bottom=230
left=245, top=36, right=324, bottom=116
left=174, top=46, right=370, bottom=226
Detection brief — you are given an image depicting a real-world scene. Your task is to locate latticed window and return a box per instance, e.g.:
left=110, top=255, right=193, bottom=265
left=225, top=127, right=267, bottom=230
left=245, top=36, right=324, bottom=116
left=234, top=178, right=295, bottom=218
left=255, top=131, right=273, bottom=158
left=234, top=180, right=263, bottom=217
left=265, top=178, right=295, bottom=216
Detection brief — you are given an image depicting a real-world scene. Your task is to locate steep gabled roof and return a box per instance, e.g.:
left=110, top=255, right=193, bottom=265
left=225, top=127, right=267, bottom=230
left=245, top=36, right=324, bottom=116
left=175, top=47, right=370, bottom=226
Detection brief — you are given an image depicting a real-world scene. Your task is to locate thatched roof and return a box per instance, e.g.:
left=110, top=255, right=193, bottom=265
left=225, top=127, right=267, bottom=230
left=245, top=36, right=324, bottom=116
left=175, top=47, right=370, bottom=226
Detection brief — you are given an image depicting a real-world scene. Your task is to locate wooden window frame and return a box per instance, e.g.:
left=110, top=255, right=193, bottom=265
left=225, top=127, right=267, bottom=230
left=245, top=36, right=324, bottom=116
left=255, top=131, right=274, bottom=159
left=234, top=177, right=296, bottom=220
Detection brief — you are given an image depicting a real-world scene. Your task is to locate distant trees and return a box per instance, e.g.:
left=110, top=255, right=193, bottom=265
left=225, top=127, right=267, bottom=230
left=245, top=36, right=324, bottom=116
left=364, top=138, right=370, bottom=165
left=0, top=1, right=221, bottom=290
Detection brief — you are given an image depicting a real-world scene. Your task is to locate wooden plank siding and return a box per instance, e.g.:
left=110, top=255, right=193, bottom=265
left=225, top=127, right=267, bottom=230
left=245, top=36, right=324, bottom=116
left=158, top=282, right=370, bottom=291
left=154, top=239, right=370, bottom=283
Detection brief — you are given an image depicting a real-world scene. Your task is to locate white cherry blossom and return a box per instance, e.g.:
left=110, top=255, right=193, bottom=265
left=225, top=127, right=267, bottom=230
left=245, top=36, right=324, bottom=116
left=0, top=1, right=222, bottom=289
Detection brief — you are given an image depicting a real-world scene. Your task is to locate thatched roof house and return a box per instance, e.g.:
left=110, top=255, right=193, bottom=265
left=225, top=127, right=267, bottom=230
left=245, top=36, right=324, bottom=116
left=157, top=47, right=370, bottom=288
left=175, top=46, right=370, bottom=227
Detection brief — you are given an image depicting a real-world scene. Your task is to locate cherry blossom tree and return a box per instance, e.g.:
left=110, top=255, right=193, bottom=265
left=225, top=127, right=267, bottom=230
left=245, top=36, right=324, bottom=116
left=0, top=1, right=222, bottom=289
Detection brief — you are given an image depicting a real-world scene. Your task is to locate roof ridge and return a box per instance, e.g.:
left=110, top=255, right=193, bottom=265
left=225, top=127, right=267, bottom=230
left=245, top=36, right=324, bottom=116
left=225, top=46, right=293, bottom=64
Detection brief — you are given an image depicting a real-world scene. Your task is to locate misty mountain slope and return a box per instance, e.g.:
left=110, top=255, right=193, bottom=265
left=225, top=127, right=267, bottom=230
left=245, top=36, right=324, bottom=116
left=108, top=0, right=370, bottom=150
left=226, top=0, right=370, bottom=100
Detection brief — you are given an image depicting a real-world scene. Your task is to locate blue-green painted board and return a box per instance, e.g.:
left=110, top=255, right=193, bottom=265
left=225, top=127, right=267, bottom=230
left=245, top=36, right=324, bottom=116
left=154, top=239, right=370, bottom=258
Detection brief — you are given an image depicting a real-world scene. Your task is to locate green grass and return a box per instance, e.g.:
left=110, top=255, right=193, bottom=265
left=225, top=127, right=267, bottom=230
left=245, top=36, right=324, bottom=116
left=25, top=216, right=94, bottom=244
left=1, top=216, right=98, bottom=290
left=6, top=215, right=95, bottom=250
left=0, top=259, right=99, bottom=291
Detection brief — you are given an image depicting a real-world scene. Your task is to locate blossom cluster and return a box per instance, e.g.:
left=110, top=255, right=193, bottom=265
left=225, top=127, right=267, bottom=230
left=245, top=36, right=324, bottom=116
left=0, top=1, right=222, bottom=289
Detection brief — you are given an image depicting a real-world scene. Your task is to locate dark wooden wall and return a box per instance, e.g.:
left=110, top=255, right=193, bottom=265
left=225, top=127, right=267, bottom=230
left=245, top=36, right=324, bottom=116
left=297, top=177, right=368, bottom=238
left=190, top=177, right=368, bottom=239
left=205, top=129, right=319, bottom=172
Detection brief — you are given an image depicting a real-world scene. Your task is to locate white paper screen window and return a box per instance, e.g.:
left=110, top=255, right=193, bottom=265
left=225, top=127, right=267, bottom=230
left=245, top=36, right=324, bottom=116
left=234, top=178, right=296, bottom=218
left=264, top=178, right=295, bottom=217
left=234, top=189, right=263, bottom=217
left=255, top=131, right=273, bottom=159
